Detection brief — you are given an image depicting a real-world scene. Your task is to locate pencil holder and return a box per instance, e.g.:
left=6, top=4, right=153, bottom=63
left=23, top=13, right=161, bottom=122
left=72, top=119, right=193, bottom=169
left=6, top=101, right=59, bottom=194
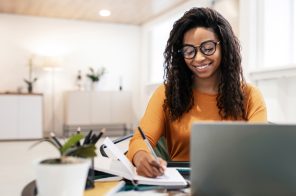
left=85, top=158, right=95, bottom=189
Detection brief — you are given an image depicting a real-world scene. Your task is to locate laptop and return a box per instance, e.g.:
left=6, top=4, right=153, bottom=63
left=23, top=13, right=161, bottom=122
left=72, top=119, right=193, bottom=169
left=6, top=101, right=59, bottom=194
left=190, top=122, right=296, bottom=196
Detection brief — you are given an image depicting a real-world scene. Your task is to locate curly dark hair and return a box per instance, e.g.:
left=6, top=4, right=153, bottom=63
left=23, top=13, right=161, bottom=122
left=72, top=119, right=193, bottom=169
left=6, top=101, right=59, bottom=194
left=163, top=7, right=246, bottom=121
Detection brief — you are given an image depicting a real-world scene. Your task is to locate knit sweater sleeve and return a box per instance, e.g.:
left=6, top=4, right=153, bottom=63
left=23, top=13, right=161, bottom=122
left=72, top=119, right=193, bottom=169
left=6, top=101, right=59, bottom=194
left=126, top=85, right=166, bottom=163
left=245, top=84, right=268, bottom=122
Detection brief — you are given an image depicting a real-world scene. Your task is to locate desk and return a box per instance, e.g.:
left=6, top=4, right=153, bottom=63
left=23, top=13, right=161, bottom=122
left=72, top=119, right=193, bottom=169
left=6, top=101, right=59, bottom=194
left=22, top=180, right=124, bottom=196
left=22, top=164, right=190, bottom=195
left=22, top=180, right=190, bottom=196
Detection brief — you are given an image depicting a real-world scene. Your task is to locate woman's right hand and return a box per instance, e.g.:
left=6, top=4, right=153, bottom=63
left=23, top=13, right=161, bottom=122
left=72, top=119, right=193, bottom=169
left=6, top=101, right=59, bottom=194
left=132, top=150, right=167, bottom=178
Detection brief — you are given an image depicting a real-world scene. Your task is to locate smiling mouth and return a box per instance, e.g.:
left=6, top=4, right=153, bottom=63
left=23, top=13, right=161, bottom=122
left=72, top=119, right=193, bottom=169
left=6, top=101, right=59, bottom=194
left=193, top=63, right=211, bottom=71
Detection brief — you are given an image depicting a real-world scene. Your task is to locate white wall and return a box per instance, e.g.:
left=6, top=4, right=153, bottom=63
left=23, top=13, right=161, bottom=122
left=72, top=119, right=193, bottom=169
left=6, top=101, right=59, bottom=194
left=0, top=14, right=141, bottom=136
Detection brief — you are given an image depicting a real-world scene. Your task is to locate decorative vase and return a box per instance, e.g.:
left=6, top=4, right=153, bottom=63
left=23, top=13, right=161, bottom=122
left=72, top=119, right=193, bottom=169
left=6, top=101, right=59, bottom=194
left=90, top=82, right=99, bottom=91
left=34, top=157, right=90, bottom=196
left=28, top=83, right=33, bottom=93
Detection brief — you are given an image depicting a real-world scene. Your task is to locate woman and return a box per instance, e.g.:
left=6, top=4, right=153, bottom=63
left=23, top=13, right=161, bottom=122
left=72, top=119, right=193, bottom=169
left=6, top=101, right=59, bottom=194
left=127, top=7, right=267, bottom=178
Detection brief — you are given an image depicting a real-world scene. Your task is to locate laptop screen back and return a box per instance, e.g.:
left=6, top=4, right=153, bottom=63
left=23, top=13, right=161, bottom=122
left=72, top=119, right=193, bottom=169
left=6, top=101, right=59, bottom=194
left=190, top=122, right=296, bottom=195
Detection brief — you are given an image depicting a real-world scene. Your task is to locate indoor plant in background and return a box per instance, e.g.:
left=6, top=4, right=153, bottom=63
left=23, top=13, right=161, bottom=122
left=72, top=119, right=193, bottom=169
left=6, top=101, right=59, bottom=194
left=24, top=57, right=38, bottom=93
left=86, top=67, right=106, bottom=90
left=32, top=132, right=97, bottom=196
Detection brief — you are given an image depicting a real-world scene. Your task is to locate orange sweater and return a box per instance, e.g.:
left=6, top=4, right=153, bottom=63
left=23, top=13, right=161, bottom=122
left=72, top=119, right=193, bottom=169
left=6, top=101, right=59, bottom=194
left=127, top=83, right=267, bottom=162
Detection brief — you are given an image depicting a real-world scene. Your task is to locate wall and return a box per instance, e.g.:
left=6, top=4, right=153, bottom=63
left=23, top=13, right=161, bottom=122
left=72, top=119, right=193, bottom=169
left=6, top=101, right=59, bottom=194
left=0, top=14, right=140, bottom=136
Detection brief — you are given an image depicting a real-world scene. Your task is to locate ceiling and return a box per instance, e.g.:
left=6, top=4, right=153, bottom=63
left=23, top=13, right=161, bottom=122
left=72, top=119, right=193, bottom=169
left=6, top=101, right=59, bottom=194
left=0, top=0, right=190, bottom=25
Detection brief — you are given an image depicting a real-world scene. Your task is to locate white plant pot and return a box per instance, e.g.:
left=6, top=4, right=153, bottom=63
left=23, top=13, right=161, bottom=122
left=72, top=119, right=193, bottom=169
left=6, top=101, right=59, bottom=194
left=34, top=157, right=91, bottom=196
left=90, top=82, right=99, bottom=91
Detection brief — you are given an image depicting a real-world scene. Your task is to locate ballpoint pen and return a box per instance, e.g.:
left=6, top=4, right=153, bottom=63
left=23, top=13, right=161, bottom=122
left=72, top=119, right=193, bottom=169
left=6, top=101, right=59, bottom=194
left=138, top=126, right=160, bottom=164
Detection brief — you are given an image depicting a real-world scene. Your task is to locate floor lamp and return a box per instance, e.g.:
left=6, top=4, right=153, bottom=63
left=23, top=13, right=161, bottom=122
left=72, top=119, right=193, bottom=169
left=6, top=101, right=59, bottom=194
left=35, top=56, right=62, bottom=134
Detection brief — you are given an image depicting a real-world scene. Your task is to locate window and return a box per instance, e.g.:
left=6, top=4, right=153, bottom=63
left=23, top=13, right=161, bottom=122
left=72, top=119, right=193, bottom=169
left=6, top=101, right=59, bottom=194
left=149, top=22, right=171, bottom=84
left=259, top=0, right=295, bottom=68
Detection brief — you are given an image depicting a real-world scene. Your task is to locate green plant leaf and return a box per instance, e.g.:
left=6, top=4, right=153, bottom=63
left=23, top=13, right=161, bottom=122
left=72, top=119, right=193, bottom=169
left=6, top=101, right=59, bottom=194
left=60, top=134, right=84, bottom=155
left=87, top=74, right=99, bottom=82
left=64, top=144, right=97, bottom=158
left=86, top=67, right=105, bottom=82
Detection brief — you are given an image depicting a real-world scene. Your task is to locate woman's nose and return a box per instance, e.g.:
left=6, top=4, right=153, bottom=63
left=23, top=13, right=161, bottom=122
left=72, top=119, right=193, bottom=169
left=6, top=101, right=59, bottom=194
left=193, top=50, right=206, bottom=62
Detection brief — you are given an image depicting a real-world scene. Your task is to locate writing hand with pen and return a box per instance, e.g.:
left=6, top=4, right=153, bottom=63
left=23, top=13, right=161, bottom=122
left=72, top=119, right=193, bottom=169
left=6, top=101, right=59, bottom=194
left=133, top=127, right=167, bottom=178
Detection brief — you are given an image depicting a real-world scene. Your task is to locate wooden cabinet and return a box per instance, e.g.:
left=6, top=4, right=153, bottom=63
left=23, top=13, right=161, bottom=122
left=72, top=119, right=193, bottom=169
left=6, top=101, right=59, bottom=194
left=64, top=91, right=132, bottom=136
left=0, top=94, right=43, bottom=139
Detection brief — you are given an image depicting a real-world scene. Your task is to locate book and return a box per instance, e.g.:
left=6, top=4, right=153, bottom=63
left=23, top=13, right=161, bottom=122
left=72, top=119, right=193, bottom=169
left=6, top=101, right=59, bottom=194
left=94, top=137, right=187, bottom=186
left=94, top=170, right=123, bottom=182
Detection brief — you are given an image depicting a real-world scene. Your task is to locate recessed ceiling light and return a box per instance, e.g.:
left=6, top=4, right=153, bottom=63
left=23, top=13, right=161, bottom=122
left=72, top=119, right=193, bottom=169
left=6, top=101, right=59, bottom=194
left=99, top=9, right=111, bottom=17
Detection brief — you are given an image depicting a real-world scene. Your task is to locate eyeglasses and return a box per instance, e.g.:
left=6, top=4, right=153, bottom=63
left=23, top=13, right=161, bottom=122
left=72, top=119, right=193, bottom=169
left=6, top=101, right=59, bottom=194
left=179, top=40, right=220, bottom=59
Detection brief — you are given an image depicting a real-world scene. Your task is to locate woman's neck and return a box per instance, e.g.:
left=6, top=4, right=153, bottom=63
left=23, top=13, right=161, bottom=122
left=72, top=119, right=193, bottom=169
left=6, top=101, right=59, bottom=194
left=193, top=76, right=219, bottom=95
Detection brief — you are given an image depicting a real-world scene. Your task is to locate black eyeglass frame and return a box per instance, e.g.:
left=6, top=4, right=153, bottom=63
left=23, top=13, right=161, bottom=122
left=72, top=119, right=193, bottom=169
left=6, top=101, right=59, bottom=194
left=178, top=40, right=220, bottom=59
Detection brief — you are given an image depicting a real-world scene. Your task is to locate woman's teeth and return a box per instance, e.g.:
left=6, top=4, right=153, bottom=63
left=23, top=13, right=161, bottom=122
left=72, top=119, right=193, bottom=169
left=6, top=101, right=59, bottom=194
left=194, top=64, right=210, bottom=70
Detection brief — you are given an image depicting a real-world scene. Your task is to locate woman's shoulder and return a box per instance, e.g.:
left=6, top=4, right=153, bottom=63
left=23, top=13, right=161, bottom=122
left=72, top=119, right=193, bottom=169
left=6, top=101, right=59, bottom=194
left=244, top=83, right=264, bottom=99
left=146, top=84, right=166, bottom=110
left=153, top=83, right=166, bottom=96
left=244, top=83, right=260, bottom=93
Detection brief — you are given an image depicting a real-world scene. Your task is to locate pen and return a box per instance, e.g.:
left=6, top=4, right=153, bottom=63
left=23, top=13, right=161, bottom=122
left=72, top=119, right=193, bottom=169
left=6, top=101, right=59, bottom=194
left=138, top=126, right=160, bottom=164
left=50, top=132, right=62, bottom=148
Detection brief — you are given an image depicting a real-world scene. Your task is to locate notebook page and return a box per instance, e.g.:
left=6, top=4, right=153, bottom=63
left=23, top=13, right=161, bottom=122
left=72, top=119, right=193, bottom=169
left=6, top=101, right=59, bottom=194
left=95, top=156, right=131, bottom=180
left=133, top=167, right=187, bottom=186
left=103, top=137, right=135, bottom=177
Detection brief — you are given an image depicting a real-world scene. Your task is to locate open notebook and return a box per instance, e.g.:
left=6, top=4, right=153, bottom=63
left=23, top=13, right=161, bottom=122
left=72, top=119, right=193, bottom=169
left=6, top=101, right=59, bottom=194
left=94, top=137, right=187, bottom=186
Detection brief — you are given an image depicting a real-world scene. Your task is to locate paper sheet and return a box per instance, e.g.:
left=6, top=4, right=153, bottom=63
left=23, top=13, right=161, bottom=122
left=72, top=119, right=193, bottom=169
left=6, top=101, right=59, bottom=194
left=103, top=137, right=135, bottom=176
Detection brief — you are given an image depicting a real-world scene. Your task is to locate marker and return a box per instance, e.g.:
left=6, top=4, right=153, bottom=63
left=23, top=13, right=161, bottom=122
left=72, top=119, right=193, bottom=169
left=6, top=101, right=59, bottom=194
left=83, top=130, right=93, bottom=145
left=76, top=127, right=81, bottom=147
left=92, top=128, right=106, bottom=144
left=138, top=126, right=160, bottom=164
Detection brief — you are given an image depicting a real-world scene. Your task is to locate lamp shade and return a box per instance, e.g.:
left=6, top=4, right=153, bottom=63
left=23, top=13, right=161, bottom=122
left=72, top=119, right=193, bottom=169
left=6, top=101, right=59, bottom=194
left=32, top=55, right=62, bottom=71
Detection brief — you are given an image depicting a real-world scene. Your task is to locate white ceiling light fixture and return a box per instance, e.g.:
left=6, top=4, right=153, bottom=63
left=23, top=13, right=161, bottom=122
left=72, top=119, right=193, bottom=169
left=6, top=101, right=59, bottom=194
left=99, top=9, right=111, bottom=17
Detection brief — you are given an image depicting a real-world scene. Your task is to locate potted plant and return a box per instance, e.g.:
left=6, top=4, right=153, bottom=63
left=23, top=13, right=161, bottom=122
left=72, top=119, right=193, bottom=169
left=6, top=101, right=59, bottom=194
left=86, top=67, right=105, bottom=90
left=32, top=132, right=97, bottom=196
left=24, top=57, right=38, bottom=93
